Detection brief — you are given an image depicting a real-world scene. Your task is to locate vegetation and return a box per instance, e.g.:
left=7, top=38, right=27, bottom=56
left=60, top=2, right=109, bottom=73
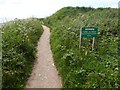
left=1, top=18, right=43, bottom=88
left=44, top=7, right=119, bottom=88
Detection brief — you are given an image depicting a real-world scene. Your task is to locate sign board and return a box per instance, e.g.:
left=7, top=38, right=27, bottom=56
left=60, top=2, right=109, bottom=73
left=79, top=27, right=98, bottom=50
left=81, top=27, right=98, bottom=38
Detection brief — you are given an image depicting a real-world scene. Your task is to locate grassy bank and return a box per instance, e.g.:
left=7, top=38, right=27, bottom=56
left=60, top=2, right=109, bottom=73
left=1, top=18, right=43, bottom=89
left=44, top=7, right=119, bottom=88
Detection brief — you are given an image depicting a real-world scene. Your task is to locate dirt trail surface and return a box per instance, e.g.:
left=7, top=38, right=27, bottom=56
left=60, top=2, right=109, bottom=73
left=26, top=25, right=62, bottom=88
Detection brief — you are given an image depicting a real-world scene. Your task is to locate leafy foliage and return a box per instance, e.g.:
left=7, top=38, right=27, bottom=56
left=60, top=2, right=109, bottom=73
left=44, top=7, right=119, bottom=88
left=1, top=18, right=43, bottom=88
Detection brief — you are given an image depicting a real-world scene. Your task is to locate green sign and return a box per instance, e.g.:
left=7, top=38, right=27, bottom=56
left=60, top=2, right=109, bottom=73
left=81, top=27, right=98, bottom=38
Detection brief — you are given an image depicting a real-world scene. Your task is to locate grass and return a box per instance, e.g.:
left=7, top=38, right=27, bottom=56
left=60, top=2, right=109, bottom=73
left=1, top=18, right=43, bottom=89
left=44, top=7, right=119, bottom=88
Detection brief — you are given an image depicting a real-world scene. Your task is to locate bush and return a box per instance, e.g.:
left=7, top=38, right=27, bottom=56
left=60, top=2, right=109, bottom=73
left=45, top=7, right=119, bottom=88
left=1, top=18, right=43, bottom=88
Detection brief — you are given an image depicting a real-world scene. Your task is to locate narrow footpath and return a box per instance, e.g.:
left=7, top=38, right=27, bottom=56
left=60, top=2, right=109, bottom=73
left=25, top=25, right=62, bottom=88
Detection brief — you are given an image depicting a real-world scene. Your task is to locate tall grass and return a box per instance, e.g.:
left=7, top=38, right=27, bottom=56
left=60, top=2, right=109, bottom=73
left=44, top=7, right=119, bottom=88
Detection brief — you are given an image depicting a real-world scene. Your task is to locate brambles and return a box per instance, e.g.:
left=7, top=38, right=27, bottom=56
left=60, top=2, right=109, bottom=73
left=1, top=18, right=43, bottom=88
left=45, top=7, right=119, bottom=88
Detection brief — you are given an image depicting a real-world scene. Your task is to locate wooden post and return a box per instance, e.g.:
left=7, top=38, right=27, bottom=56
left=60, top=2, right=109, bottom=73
left=92, top=37, right=95, bottom=50
left=79, top=28, right=82, bottom=49
left=79, top=38, right=82, bottom=49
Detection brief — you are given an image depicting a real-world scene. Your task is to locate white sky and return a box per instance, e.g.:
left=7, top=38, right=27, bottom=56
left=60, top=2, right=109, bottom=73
left=0, top=0, right=119, bottom=23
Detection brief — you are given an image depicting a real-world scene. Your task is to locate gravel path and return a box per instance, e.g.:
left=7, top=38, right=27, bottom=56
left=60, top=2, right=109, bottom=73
left=25, top=25, right=62, bottom=88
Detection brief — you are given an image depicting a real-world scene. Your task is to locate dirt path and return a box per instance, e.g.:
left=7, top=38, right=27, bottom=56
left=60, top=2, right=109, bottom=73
left=25, top=25, right=62, bottom=88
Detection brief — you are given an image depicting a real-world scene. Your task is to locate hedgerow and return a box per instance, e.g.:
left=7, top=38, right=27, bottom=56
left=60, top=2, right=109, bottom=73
left=44, top=7, right=119, bottom=88
left=1, top=18, right=43, bottom=88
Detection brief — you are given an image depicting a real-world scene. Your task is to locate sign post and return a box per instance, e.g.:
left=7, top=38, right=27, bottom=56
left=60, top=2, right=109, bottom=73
left=79, top=28, right=82, bottom=49
left=92, top=37, right=95, bottom=50
left=79, top=27, right=98, bottom=50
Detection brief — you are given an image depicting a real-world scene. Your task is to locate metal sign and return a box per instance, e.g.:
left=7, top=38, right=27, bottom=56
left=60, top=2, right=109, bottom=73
left=79, top=27, right=98, bottom=50
left=81, top=27, right=98, bottom=38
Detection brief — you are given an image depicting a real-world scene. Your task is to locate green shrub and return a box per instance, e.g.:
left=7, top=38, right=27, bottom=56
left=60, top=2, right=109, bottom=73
left=45, top=7, right=119, bottom=88
left=1, top=18, right=43, bottom=88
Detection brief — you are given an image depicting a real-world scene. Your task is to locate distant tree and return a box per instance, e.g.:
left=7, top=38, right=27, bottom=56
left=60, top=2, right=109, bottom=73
left=97, top=8, right=104, bottom=10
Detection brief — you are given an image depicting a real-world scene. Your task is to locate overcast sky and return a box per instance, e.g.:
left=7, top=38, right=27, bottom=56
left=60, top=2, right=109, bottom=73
left=0, top=0, right=119, bottom=23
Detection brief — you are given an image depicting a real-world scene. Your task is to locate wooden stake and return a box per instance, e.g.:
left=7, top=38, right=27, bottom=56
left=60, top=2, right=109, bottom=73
left=92, top=37, right=95, bottom=50
left=79, top=29, right=82, bottom=49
